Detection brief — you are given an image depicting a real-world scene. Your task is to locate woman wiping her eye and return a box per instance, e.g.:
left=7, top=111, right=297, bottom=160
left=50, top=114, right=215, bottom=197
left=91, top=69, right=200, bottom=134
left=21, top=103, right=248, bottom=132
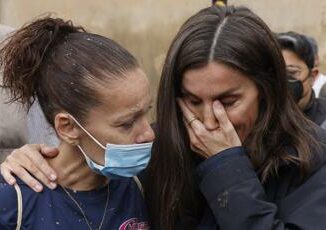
left=4, top=5, right=326, bottom=230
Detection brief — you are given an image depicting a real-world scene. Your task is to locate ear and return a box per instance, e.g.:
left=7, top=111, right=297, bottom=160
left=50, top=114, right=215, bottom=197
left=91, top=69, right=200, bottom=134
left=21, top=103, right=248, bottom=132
left=54, top=113, right=82, bottom=145
left=310, top=67, right=319, bottom=85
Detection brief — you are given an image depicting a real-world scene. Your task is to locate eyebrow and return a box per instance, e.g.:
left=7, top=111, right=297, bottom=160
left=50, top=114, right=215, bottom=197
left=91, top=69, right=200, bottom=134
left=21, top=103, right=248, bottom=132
left=286, top=65, right=303, bottom=70
left=113, top=99, right=153, bottom=125
left=181, top=86, right=239, bottom=100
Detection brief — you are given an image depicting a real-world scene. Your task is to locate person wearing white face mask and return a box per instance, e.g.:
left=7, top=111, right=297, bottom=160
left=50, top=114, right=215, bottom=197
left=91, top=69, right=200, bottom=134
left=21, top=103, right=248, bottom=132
left=0, top=17, right=154, bottom=229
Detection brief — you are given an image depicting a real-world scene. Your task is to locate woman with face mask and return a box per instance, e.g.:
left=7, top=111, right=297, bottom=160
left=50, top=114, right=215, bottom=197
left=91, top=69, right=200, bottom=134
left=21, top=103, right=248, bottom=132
left=3, top=5, right=326, bottom=230
left=0, top=17, right=154, bottom=229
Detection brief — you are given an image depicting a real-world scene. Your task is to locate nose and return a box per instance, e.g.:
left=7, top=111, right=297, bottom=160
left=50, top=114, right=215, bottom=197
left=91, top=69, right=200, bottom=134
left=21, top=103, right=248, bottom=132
left=135, top=118, right=156, bottom=143
left=202, top=103, right=219, bottom=131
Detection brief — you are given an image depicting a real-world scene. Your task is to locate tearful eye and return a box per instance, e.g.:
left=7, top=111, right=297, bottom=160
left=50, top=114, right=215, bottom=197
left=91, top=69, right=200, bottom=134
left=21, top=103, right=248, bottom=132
left=121, top=120, right=135, bottom=130
left=222, top=100, right=236, bottom=107
left=189, top=100, right=201, bottom=106
left=184, top=97, right=201, bottom=106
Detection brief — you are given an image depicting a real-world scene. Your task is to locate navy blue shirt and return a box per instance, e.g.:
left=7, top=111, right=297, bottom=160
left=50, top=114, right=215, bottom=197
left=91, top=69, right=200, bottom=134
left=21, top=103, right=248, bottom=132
left=0, top=176, right=149, bottom=229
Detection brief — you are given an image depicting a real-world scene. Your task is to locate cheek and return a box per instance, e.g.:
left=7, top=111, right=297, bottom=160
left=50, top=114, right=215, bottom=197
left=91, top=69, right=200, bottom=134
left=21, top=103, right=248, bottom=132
left=227, top=100, right=259, bottom=141
left=92, top=125, right=131, bottom=145
left=303, top=81, right=312, bottom=93
left=184, top=101, right=202, bottom=118
left=106, top=129, right=135, bottom=144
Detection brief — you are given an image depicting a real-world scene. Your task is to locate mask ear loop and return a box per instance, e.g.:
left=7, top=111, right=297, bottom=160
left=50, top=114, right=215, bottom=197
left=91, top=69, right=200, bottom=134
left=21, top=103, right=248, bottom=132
left=68, top=115, right=106, bottom=150
left=77, top=145, right=105, bottom=169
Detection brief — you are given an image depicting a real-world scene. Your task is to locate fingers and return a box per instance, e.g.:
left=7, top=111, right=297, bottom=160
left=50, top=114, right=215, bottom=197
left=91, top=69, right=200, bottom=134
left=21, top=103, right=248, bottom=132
left=40, top=144, right=60, bottom=158
left=213, top=101, right=241, bottom=146
left=177, top=99, right=198, bottom=123
left=19, top=144, right=58, bottom=182
left=37, top=145, right=59, bottom=181
left=212, top=101, right=234, bottom=131
left=178, top=98, right=209, bottom=136
left=1, top=144, right=58, bottom=191
left=181, top=114, right=211, bottom=158
left=183, top=119, right=205, bottom=150
left=14, top=152, right=57, bottom=190
left=1, top=162, right=16, bottom=185
left=1, top=158, right=43, bottom=192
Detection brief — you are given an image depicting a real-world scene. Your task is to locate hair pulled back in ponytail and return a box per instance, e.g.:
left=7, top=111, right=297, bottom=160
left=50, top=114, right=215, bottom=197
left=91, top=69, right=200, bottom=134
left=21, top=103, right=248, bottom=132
left=0, top=17, right=84, bottom=107
left=0, top=16, right=138, bottom=126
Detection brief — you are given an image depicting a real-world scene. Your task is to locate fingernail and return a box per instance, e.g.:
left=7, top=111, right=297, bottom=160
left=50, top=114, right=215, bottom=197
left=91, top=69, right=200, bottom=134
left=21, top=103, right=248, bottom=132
left=34, top=184, right=42, bottom=192
left=214, top=101, right=222, bottom=109
left=49, top=182, right=57, bottom=189
left=9, top=178, right=16, bottom=185
left=49, top=174, right=57, bottom=181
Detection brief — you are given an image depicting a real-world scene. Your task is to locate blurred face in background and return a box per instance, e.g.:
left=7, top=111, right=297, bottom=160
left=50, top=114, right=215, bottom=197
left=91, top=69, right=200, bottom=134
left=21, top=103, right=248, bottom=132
left=282, top=49, right=317, bottom=110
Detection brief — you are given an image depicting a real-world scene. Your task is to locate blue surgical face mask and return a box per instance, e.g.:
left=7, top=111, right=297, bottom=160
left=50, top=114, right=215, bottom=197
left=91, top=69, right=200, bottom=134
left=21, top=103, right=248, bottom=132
left=69, top=116, right=153, bottom=179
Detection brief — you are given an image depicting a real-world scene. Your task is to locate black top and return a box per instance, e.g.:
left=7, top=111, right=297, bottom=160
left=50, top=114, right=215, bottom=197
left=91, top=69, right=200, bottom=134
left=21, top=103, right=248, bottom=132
left=191, top=125, right=326, bottom=229
left=304, top=92, right=326, bottom=127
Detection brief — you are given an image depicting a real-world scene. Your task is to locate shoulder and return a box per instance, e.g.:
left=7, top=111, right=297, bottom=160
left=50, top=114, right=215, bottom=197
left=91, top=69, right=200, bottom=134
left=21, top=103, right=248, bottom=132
left=0, top=176, right=19, bottom=228
left=110, top=177, right=145, bottom=200
left=315, top=97, right=326, bottom=110
left=0, top=175, right=19, bottom=208
left=114, top=177, right=143, bottom=192
left=0, top=175, right=55, bottom=228
left=318, top=128, right=326, bottom=143
left=308, top=126, right=326, bottom=171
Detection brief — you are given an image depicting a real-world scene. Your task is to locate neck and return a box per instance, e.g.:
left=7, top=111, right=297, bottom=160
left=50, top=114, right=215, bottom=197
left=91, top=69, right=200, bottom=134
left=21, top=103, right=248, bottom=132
left=47, top=142, right=108, bottom=191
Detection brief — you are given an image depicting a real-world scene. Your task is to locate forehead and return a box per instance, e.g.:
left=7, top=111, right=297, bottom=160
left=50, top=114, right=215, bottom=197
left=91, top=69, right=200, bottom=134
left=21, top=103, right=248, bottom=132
left=281, top=49, right=307, bottom=67
left=95, top=68, right=151, bottom=116
left=182, top=62, right=253, bottom=96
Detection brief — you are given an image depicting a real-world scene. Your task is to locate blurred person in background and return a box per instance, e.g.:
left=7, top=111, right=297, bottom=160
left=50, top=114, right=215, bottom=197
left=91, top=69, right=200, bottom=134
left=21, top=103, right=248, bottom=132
left=0, top=24, right=27, bottom=150
left=319, top=81, right=326, bottom=98
left=1, top=23, right=57, bottom=151
left=277, top=31, right=326, bottom=128
left=308, top=36, right=326, bottom=97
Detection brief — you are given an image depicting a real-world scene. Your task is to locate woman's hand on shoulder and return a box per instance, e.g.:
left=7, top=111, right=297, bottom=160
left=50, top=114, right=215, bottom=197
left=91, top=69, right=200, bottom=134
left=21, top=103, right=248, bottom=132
left=178, top=99, right=241, bottom=158
left=0, top=144, right=59, bottom=192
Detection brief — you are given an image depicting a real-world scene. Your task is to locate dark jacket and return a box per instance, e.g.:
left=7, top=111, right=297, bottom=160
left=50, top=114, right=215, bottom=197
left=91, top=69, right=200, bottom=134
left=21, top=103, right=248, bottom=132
left=195, top=126, right=326, bottom=229
left=304, top=92, right=326, bottom=127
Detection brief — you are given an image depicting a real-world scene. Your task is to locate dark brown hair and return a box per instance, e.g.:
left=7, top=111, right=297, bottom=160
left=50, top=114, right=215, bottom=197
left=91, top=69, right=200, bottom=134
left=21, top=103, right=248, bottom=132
left=146, top=6, right=317, bottom=229
left=0, top=16, right=138, bottom=125
left=277, top=31, right=315, bottom=69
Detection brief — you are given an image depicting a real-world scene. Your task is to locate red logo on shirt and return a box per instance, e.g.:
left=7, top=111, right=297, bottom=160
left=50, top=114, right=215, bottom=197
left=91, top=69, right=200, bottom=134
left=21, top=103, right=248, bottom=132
left=119, top=218, right=149, bottom=230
